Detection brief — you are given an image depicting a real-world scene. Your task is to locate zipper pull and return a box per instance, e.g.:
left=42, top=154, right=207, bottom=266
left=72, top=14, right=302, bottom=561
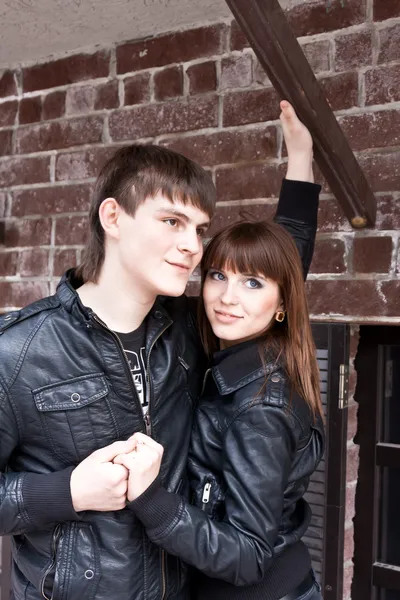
left=201, top=482, right=212, bottom=510
left=144, top=413, right=152, bottom=437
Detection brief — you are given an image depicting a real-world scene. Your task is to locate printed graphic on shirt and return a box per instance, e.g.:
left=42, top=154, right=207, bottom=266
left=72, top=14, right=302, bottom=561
left=125, top=347, right=148, bottom=414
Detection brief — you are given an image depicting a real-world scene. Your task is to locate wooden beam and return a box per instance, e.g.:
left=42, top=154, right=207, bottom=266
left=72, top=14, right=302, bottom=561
left=225, top=0, right=377, bottom=228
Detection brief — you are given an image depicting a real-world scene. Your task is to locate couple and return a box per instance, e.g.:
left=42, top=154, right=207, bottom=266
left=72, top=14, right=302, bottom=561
left=0, top=101, right=324, bottom=600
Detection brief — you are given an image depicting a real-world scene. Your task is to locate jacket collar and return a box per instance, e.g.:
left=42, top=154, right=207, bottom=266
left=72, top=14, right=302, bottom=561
left=211, top=338, right=282, bottom=395
left=56, top=270, right=173, bottom=344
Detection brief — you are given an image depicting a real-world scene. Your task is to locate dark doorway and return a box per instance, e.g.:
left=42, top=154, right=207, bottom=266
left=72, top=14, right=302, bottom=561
left=353, top=326, right=400, bottom=600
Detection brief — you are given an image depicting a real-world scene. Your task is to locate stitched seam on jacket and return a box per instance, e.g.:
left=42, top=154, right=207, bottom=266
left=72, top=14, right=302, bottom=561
left=148, top=498, right=186, bottom=542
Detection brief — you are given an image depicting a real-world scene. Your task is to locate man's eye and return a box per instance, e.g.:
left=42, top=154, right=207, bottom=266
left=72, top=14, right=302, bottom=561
left=197, top=228, right=206, bottom=237
left=165, top=218, right=178, bottom=227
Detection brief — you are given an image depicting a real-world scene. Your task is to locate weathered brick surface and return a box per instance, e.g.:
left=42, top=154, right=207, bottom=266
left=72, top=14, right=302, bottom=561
left=0, top=281, right=49, bottom=308
left=365, top=64, right=400, bottom=105
left=0, top=251, right=18, bottom=276
left=162, top=126, right=278, bottom=166
left=94, top=80, right=119, bottom=110
left=11, top=184, right=93, bottom=217
left=42, top=91, right=66, bottom=121
left=124, top=73, right=151, bottom=106
left=0, top=156, right=50, bottom=187
left=208, top=202, right=276, bottom=237
left=307, top=280, right=383, bottom=316
left=0, top=100, right=18, bottom=127
left=216, top=163, right=284, bottom=201
left=310, top=239, right=346, bottom=273
left=285, top=0, right=367, bottom=37
left=154, top=66, right=184, bottom=101
left=359, top=152, right=400, bottom=192
left=373, top=0, right=400, bottom=20
left=220, top=55, right=253, bottom=90
left=19, top=96, right=42, bottom=125
left=4, top=218, right=52, bottom=247
left=230, top=20, right=248, bottom=52
left=55, top=215, right=88, bottom=245
left=338, top=110, right=400, bottom=151
left=0, top=130, right=12, bottom=157
left=110, top=96, right=218, bottom=140
left=117, top=25, right=224, bottom=73
left=334, top=30, right=373, bottom=71
left=56, top=148, right=115, bottom=181
left=223, top=88, right=280, bottom=127
left=54, top=248, right=78, bottom=277
left=377, top=23, right=400, bottom=64
left=16, top=116, right=104, bottom=153
left=0, top=70, right=17, bottom=98
left=302, top=40, right=331, bottom=73
left=19, top=248, right=50, bottom=277
left=186, top=62, right=217, bottom=95
left=319, top=72, right=359, bottom=110
left=353, top=236, right=393, bottom=273
left=23, top=51, right=110, bottom=92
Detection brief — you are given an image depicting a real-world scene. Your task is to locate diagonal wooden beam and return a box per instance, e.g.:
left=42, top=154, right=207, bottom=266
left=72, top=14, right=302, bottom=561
left=225, top=0, right=377, bottom=228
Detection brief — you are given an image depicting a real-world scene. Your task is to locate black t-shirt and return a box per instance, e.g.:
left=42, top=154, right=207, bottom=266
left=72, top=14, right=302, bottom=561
left=115, top=322, right=148, bottom=415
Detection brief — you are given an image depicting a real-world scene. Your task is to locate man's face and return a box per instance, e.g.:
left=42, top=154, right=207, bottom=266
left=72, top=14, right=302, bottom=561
left=115, top=193, right=211, bottom=298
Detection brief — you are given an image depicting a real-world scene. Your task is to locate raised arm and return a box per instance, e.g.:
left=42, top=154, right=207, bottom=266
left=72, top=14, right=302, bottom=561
left=274, top=101, right=320, bottom=278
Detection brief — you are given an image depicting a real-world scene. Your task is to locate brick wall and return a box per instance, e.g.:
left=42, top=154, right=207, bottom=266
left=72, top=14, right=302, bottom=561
left=0, top=0, right=399, bottom=598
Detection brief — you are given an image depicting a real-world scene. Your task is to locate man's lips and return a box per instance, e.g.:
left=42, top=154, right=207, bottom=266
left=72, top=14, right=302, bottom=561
left=166, top=261, right=191, bottom=271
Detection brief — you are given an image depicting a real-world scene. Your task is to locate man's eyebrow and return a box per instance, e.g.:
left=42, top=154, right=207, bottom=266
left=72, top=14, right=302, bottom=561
left=155, top=207, right=210, bottom=229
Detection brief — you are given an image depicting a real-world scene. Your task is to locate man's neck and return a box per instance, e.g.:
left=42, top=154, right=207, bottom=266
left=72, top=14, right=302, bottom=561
left=77, top=269, right=156, bottom=334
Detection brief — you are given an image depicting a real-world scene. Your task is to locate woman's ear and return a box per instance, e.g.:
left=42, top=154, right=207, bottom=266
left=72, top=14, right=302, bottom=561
left=98, top=197, right=121, bottom=240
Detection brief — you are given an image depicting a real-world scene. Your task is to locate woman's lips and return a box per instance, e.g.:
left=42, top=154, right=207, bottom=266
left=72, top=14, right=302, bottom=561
left=214, top=310, right=242, bottom=324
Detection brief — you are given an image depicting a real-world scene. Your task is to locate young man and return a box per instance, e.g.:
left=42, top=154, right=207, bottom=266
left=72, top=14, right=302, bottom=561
left=0, top=102, right=319, bottom=600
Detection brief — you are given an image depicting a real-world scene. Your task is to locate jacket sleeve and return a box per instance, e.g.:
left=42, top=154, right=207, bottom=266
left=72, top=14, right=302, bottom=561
left=274, top=178, right=320, bottom=278
left=0, top=381, right=80, bottom=535
left=128, top=405, right=297, bottom=586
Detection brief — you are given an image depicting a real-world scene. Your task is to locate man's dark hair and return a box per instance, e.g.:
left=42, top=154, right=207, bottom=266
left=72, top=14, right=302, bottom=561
left=76, top=144, right=216, bottom=282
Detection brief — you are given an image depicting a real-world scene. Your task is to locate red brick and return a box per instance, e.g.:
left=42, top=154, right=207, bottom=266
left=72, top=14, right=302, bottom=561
left=338, top=110, right=400, bottom=151
left=0, top=70, right=17, bottom=98
left=4, top=218, right=52, bottom=247
left=365, top=64, right=400, bottom=106
left=19, top=248, right=50, bottom=277
left=374, top=0, right=400, bottom=20
left=154, top=66, right=183, bottom=101
left=343, top=562, right=354, bottom=600
left=16, top=116, right=104, bottom=153
left=285, top=0, right=366, bottom=37
left=117, top=25, right=224, bottom=73
left=310, top=238, right=346, bottom=273
left=19, top=96, right=42, bottom=124
left=346, top=444, right=359, bottom=482
left=316, top=199, right=350, bottom=233
left=301, top=40, right=331, bottom=73
left=319, top=72, right=359, bottom=110
left=345, top=483, right=357, bottom=522
left=0, top=251, right=18, bottom=276
left=376, top=194, right=400, bottom=229
left=378, top=23, right=400, bottom=64
left=353, top=236, right=392, bottom=273
left=253, top=59, right=271, bottom=86
left=54, top=248, right=78, bottom=277
left=223, top=88, right=280, bottom=127
left=42, top=91, right=66, bottom=121
left=359, top=152, right=400, bottom=193
left=55, top=215, right=88, bottom=245
left=110, top=96, right=218, bottom=141
left=0, top=100, right=18, bottom=127
left=162, top=126, right=277, bottom=167
left=22, top=51, right=110, bottom=93
left=220, top=55, right=253, bottom=90
left=94, top=80, right=119, bottom=110
left=347, top=403, right=358, bottom=441
left=187, top=62, right=217, bottom=95
left=185, top=280, right=200, bottom=297
left=0, top=130, right=12, bottom=157
left=0, top=281, right=49, bottom=309
left=216, top=163, right=284, bottom=201
left=334, top=30, right=373, bottom=71
left=0, top=192, right=7, bottom=218
left=11, top=184, right=93, bottom=217
left=208, top=202, right=276, bottom=237
left=124, top=73, right=151, bottom=106
left=230, top=20, right=249, bottom=51
left=66, top=86, right=95, bottom=115
left=380, top=280, right=400, bottom=313
left=344, top=525, right=355, bottom=563
left=306, top=280, right=382, bottom=317
left=0, top=156, right=50, bottom=187
left=56, top=147, right=116, bottom=182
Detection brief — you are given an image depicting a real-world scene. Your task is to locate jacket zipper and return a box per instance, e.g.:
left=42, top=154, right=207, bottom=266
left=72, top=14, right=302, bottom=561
left=161, top=549, right=166, bottom=600
left=41, top=524, right=62, bottom=600
left=201, top=482, right=212, bottom=511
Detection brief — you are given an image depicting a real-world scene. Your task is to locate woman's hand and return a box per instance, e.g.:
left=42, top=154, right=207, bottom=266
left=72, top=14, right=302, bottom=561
left=113, top=433, right=164, bottom=501
left=280, top=100, right=314, bottom=183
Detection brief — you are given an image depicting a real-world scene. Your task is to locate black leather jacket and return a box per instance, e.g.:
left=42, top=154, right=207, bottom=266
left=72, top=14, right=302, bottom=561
left=131, top=341, right=325, bottom=587
left=0, top=180, right=319, bottom=600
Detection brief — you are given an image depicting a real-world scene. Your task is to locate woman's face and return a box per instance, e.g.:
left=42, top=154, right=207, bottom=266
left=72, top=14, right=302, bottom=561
left=203, top=266, right=283, bottom=349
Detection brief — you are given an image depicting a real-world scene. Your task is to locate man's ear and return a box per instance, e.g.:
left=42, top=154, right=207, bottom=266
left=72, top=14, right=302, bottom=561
left=98, top=198, right=121, bottom=240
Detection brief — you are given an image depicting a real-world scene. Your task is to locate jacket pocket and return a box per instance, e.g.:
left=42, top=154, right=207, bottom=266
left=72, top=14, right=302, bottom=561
left=33, top=373, right=119, bottom=465
left=42, top=522, right=101, bottom=600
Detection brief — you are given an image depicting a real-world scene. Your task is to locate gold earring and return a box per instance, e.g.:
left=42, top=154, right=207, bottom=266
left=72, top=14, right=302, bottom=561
left=275, top=311, right=285, bottom=323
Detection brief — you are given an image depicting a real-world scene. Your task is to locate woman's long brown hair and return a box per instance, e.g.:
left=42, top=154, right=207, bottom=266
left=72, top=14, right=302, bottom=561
left=198, top=220, right=323, bottom=419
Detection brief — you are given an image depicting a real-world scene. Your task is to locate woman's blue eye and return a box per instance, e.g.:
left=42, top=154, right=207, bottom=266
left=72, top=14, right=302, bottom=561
left=246, top=278, right=262, bottom=289
left=209, top=270, right=225, bottom=281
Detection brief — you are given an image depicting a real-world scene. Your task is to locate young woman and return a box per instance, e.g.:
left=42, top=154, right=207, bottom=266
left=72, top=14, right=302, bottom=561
left=115, top=107, right=325, bottom=600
